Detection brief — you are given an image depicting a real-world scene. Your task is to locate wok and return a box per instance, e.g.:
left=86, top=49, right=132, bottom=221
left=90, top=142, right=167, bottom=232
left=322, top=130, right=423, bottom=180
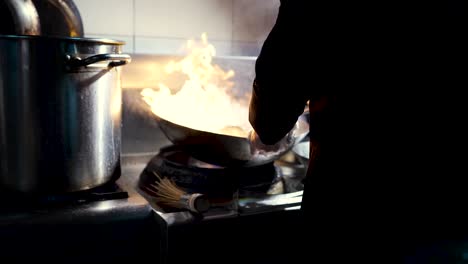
left=153, top=112, right=310, bottom=167
left=292, top=139, right=310, bottom=167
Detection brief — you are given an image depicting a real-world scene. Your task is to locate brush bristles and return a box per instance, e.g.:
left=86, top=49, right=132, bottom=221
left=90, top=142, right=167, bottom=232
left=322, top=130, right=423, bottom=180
left=146, top=171, right=188, bottom=208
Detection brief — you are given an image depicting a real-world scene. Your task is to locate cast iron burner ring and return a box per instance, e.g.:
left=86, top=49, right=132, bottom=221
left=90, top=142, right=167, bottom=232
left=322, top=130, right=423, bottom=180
left=139, top=145, right=280, bottom=199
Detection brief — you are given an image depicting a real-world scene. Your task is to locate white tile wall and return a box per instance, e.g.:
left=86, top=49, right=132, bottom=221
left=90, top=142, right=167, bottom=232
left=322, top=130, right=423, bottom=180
left=74, top=0, right=134, bottom=36
left=73, top=0, right=278, bottom=56
left=135, top=37, right=185, bottom=55
left=135, top=0, right=232, bottom=40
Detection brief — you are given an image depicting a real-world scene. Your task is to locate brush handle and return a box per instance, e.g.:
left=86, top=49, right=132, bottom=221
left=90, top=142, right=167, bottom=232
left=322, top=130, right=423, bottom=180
left=180, top=193, right=210, bottom=213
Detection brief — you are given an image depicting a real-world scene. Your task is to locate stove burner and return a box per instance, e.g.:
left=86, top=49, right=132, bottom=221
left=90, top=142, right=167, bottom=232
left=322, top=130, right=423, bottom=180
left=139, top=145, right=280, bottom=202
left=0, top=181, right=128, bottom=210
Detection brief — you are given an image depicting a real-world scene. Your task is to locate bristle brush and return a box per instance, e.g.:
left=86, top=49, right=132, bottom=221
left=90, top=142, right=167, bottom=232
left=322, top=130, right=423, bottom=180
left=144, top=171, right=210, bottom=213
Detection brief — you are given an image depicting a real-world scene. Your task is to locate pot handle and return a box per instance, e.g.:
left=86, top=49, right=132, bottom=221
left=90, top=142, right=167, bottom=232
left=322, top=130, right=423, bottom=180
left=66, top=54, right=131, bottom=68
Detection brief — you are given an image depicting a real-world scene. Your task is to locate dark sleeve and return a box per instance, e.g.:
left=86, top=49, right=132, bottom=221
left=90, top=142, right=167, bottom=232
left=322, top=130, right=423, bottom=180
left=249, top=0, right=310, bottom=145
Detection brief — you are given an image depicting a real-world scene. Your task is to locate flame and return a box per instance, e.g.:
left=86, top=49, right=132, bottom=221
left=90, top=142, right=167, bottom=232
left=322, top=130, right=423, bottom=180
left=141, top=33, right=251, bottom=137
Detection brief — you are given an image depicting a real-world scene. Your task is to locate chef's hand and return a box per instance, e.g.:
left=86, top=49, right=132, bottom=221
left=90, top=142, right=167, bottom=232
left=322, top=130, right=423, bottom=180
left=248, top=126, right=296, bottom=157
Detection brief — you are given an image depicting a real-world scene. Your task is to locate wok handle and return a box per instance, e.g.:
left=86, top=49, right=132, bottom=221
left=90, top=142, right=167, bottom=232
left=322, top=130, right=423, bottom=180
left=66, top=53, right=131, bottom=68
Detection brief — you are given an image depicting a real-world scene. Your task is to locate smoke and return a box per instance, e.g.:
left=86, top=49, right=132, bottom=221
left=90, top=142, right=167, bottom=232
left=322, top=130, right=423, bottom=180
left=231, top=0, right=280, bottom=56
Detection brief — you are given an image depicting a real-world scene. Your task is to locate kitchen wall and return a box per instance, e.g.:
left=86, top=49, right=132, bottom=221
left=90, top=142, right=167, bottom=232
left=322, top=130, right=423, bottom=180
left=74, top=0, right=279, bottom=56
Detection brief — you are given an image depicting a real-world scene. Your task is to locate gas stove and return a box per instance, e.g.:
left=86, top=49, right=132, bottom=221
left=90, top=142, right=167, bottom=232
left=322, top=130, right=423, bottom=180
left=138, top=144, right=292, bottom=212
left=131, top=144, right=307, bottom=264
left=0, top=155, right=157, bottom=262
left=0, top=181, right=128, bottom=211
left=136, top=142, right=307, bottom=217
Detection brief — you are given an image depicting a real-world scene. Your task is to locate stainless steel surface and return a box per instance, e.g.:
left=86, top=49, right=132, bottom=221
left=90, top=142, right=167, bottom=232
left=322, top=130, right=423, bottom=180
left=32, top=0, right=84, bottom=37
left=0, top=154, right=159, bottom=263
left=238, top=191, right=303, bottom=215
left=0, top=35, right=130, bottom=193
left=0, top=154, right=152, bottom=218
left=153, top=112, right=309, bottom=167
left=0, top=0, right=41, bottom=35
